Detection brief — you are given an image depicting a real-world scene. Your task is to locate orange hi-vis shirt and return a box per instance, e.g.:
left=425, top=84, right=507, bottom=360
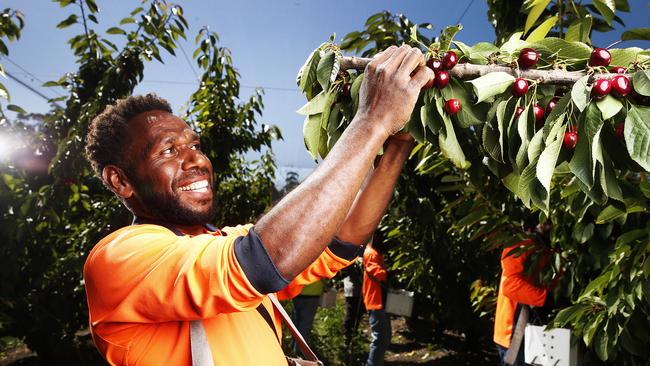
left=493, top=240, right=547, bottom=348
left=362, top=245, right=387, bottom=310
left=84, top=222, right=361, bottom=366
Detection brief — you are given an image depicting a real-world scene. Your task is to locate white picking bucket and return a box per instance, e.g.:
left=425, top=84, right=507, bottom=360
left=385, top=289, right=414, bottom=317
left=524, top=325, right=578, bottom=366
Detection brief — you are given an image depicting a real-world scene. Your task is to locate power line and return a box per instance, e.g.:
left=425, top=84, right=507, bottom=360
left=5, top=71, right=63, bottom=109
left=177, top=42, right=199, bottom=81
left=3, top=57, right=65, bottom=97
left=141, top=79, right=300, bottom=92
left=455, top=0, right=476, bottom=25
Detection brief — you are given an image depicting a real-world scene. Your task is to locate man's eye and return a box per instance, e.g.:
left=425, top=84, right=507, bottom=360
left=161, top=147, right=174, bottom=155
left=191, top=143, right=201, bottom=151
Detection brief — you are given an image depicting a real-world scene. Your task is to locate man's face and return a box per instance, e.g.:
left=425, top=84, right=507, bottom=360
left=125, top=110, right=215, bottom=226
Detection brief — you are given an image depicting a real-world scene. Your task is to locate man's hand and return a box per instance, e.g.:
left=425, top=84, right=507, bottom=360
left=355, top=45, right=434, bottom=137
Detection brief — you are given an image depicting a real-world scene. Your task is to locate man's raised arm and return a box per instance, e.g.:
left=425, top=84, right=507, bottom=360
left=255, top=45, right=434, bottom=280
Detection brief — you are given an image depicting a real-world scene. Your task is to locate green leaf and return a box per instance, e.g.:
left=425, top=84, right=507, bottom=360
left=296, top=91, right=330, bottom=116
left=624, top=105, right=650, bottom=171
left=440, top=79, right=485, bottom=127
left=440, top=24, right=463, bottom=51
left=303, top=113, right=322, bottom=160
left=351, top=73, right=365, bottom=112
left=610, top=48, right=646, bottom=68
left=565, top=17, right=593, bottom=44
left=56, top=14, right=78, bottom=29
left=120, top=17, right=136, bottom=25
left=525, top=0, right=552, bottom=34
left=621, top=27, right=650, bottom=41
left=0, top=82, right=8, bottom=100
left=595, top=95, right=623, bottom=120
left=537, top=124, right=566, bottom=194
left=297, top=47, right=322, bottom=93
left=438, top=110, right=470, bottom=169
left=596, top=204, right=626, bottom=224
left=632, top=70, right=650, bottom=97
left=573, top=221, right=595, bottom=244
left=483, top=122, right=502, bottom=162
left=571, top=76, right=590, bottom=112
left=316, top=51, right=336, bottom=91
left=6, top=104, right=27, bottom=114
left=532, top=38, right=592, bottom=61
left=320, top=91, right=338, bottom=129
left=526, top=15, right=558, bottom=42
left=467, top=72, right=515, bottom=103
left=106, top=27, right=127, bottom=35
left=592, top=0, right=616, bottom=26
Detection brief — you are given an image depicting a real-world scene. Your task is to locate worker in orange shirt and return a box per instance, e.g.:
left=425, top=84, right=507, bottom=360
left=494, top=220, right=554, bottom=366
left=82, top=45, right=432, bottom=366
left=363, top=233, right=391, bottom=366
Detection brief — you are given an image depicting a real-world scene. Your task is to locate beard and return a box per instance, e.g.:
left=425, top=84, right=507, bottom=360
left=132, top=170, right=217, bottom=226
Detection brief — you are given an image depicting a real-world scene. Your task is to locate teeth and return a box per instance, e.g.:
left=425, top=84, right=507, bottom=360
left=179, top=180, right=209, bottom=192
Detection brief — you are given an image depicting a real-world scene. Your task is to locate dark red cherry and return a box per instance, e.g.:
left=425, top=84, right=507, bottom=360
left=426, top=58, right=442, bottom=71
left=589, top=48, right=611, bottom=67
left=615, top=123, right=625, bottom=141
left=611, top=75, right=631, bottom=97
left=546, top=98, right=558, bottom=115
left=591, top=79, right=612, bottom=99
left=512, top=78, right=529, bottom=97
left=518, top=48, right=539, bottom=69
left=435, top=71, right=450, bottom=89
left=445, top=98, right=461, bottom=115
left=610, top=66, right=627, bottom=74
left=563, top=131, right=578, bottom=150
left=441, top=51, right=458, bottom=70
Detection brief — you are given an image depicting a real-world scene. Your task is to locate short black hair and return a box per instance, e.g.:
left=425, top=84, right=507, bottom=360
left=85, top=93, right=173, bottom=178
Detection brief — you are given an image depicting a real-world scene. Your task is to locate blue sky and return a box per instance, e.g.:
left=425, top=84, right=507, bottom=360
left=2, top=1, right=648, bottom=181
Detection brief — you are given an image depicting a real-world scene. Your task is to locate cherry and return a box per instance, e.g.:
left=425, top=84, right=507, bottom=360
left=563, top=131, right=578, bottom=150
left=610, top=66, right=627, bottom=74
left=441, top=51, right=458, bottom=70
left=435, top=70, right=450, bottom=89
left=591, top=79, right=611, bottom=99
left=533, top=104, right=544, bottom=122
left=341, top=83, right=352, bottom=98
left=615, top=123, right=625, bottom=141
left=426, top=58, right=442, bottom=71
left=422, top=73, right=436, bottom=90
left=611, top=75, right=631, bottom=97
left=445, top=99, right=461, bottom=115
left=589, top=48, right=611, bottom=67
left=546, top=98, right=558, bottom=115
left=514, top=106, right=525, bottom=119
left=512, top=78, right=529, bottom=97
left=518, top=48, right=539, bottom=69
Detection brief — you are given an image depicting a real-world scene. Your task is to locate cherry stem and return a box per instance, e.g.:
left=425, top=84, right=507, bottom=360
left=606, top=39, right=623, bottom=50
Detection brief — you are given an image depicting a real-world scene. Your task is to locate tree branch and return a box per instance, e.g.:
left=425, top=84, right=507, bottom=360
left=340, top=56, right=635, bottom=86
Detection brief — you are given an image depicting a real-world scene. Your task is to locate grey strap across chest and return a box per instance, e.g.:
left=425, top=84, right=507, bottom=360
left=189, top=294, right=320, bottom=366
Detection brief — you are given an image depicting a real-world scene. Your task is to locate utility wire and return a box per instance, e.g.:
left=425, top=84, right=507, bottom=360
left=5, top=71, right=63, bottom=109
left=3, top=57, right=65, bottom=97
left=455, top=0, right=476, bottom=25
left=178, top=42, right=199, bottom=81
left=142, top=79, right=299, bottom=92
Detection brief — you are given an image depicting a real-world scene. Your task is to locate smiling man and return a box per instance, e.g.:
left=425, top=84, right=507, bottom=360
left=83, top=45, right=433, bottom=366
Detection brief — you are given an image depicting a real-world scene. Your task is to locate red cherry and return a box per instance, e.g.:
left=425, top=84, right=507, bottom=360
left=426, top=58, right=442, bottom=71
left=445, top=98, right=461, bottom=115
left=563, top=131, right=578, bottom=150
left=341, top=83, right=352, bottom=98
left=589, top=48, right=611, bottom=67
left=591, top=79, right=612, bottom=99
left=615, top=123, right=625, bottom=141
left=610, top=66, right=627, bottom=74
left=514, top=106, right=525, bottom=119
left=512, top=78, right=529, bottom=97
left=546, top=98, right=558, bottom=115
left=518, top=48, right=539, bottom=69
left=533, top=104, right=544, bottom=122
left=422, top=74, right=436, bottom=90
left=435, top=70, right=450, bottom=89
left=441, top=51, right=458, bottom=70
left=611, top=75, right=631, bottom=97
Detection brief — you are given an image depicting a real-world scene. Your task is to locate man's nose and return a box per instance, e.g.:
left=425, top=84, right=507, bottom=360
left=180, top=146, right=209, bottom=171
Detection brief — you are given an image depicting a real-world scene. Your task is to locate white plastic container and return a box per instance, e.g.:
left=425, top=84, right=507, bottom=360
left=524, top=325, right=578, bottom=366
left=385, top=289, right=414, bottom=317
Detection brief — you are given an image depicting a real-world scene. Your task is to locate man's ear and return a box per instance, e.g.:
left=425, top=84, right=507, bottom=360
left=102, top=165, right=134, bottom=199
